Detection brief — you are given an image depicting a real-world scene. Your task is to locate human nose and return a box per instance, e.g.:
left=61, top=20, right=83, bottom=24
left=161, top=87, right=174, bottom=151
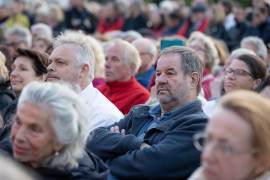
left=105, top=59, right=111, bottom=69
left=14, top=126, right=27, bottom=143
left=225, top=70, right=235, bottom=79
left=156, top=73, right=167, bottom=84
left=202, top=142, right=217, bottom=164
left=10, top=68, right=18, bottom=78
left=47, top=62, right=55, bottom=72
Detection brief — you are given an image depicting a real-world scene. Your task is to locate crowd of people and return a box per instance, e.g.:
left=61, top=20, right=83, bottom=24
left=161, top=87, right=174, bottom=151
left=0, top=0, right=270, bottom=179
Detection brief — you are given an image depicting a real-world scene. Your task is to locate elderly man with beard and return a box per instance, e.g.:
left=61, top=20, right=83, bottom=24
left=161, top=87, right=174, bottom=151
left=46, top=33, right=123, bottom=134
left=87, top=46, right=208, bottom=180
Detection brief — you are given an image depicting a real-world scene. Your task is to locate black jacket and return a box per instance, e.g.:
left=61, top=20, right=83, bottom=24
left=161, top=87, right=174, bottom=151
left=0, top=81, right=16, bottom=112
left=122, top=14, right=147, bottom=31
left=65, top=7, right=97, bottom=34
left=205, top=22, right=227, bottom=40
left=0, top=137, right=109, bottom=180
left=88, top=101, right=208, bottom=180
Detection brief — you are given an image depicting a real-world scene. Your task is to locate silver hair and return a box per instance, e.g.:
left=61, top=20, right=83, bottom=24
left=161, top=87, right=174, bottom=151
left=132, top=38, right=157, bottom=64
left=231, top=48, right=256, bottom=57
left=31, top=23, right=52, bottom=39
left=187, top=31, right=219, bottom=73
left=53, top=33, right=95, bottom=81
left=6, top=25, right=32, bottom=48
left=240, top=36, right=267, bottom=60
left=158, top=46, right=205, bottom=95
left=107, top=39, right=142, bottom=75
left=18, top=81, right=89, bottom=170
left=122, top=30, right=142, bottom=41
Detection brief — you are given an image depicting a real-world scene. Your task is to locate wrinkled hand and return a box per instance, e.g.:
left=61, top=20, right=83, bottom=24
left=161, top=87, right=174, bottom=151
left=110, top=126, right=126, bottom=135
left=140, top=142, right=151, bottom=150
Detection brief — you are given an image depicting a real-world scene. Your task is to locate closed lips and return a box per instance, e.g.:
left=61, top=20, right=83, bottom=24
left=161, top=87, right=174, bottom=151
left=14, top=145, right=29, bottom=153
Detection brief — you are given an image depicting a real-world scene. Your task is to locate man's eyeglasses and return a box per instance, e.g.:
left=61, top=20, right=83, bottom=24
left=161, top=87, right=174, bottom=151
left=193, top=132, right=257, bottom=158
left=224, top=68, right=256, bottom=79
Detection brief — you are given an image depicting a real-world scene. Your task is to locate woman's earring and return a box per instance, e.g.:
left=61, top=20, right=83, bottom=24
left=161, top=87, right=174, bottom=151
left=55, top=152, right=59, bottom=156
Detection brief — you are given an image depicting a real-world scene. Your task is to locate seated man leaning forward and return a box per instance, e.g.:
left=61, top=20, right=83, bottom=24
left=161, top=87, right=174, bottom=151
left=97, top=39, right=150, bottom=115
left=46, top=33, right=123, bottom=134
left=88, top=46, right=208, bottom=180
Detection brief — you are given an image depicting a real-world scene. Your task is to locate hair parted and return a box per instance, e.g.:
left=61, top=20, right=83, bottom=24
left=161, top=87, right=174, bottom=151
left=18, top=81, right=89, bottom=170
left=53, top=33, right=95, bottom=81
left=158, top=46, right=205, bottom=95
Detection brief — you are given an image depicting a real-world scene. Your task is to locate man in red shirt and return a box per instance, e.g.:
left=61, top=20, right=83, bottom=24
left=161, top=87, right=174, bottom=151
left=97, top=39, right=150, bottom=114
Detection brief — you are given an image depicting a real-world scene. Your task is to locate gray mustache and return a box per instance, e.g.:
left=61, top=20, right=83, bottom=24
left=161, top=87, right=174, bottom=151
left=46, top=72, right=60, bottom=79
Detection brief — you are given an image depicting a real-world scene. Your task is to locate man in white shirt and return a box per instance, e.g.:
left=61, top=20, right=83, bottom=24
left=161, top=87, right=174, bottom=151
left=46, top=33, right=124, bottom=134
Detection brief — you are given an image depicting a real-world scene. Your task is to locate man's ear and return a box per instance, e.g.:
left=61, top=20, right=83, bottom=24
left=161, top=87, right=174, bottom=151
left=79, top=64, right=90, bottom=78
left=189, top=72, right=199, bottom=90
left=38, top=74, right=47, bottom=82
left=128, top=63, right=136, bottom=75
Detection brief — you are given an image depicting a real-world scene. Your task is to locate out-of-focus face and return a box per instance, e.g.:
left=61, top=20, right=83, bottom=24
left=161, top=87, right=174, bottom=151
left=224, top=60, right=256, bottom=93
left=201, top=107, right=262, bottom=180
left=155, top=54, right=190, bottom=105
left=105, top=45, right=132, bottom=82
left=150, top=11, right=162, bottom=27
left=11, top=101, right=62, bottom=168
left=6, top=34, right=27, bottom=52
left=10, top=2, right=21, bottom=16
left=260, top=85, right=270, bottom=99
left=233, top=7, right=245, bottom=23
left=252, top=9, right=268, bottom=27
left=31, top=29, right=42, bottom=45
left=252, top=0, right=265, bottom=8
left=189, top=39, right=208, bottom=66
left=191, top=11, right=205, bottom=23
left=106, top=3, right=116, bottom=18
left=132, top=41, right=153, bottom=74
left=10, top=56, right=42, bottom=95
left=47, top=45, right=80, bottom=84
left=75, top=0, right=86, bottom=9
left=164, top=15, right=178, bottom=29
left=33, top=40, right=48, bottom=52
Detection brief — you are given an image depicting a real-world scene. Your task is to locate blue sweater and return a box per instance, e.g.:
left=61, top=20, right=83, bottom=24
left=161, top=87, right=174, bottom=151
left=87, top=100, right=208, bottom=180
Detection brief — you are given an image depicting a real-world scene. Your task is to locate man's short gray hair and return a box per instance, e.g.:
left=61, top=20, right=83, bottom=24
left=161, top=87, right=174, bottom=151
left=158, top=46, right=205, bottom=95
left=53, top=33, right=95, bottom=81
left=18, top=82, right=89, bottom=170
left=241, top=36, right=267, bottom=60
left=6, top=25, right=32, bottom=48
left=108, top=39, right=142, bottom=75
left=31, top=23, right=52, bottom=39
left=132, top=38, right=157, bottom=64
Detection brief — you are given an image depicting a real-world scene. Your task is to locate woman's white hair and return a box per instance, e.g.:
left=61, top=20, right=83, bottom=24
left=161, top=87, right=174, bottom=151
left=240, top=36, right=267, bottom=60
left=187, top=31, right=219, bottom=73
left=18, top=82, right=89, bottom=170
left=107, top=39, right=142, bottom=75
left=53, top=32, right=95, bottom=81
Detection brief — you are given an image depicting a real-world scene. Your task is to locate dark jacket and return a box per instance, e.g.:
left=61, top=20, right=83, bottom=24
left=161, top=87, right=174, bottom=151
left=0, top=81, right=16, bottom=112
left=65, top=7, right=97, bottom=34
left=0, top=137, right=109, bottom=180
left=87, top=101, right=208, bottom=180
left=0, top=97, right=18, bottom=141
left=122, top=14, right=147, bottom=31
left=205, top=22, right=227, bottom=40
left=244, top=20, right=270, bottom=45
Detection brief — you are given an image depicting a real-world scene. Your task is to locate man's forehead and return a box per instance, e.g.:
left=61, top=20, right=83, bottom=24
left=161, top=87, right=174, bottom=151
left=156, top=54, right=182, bottom=69
left=106, top=44, right=125, bottom=55
left=50, top=44, right=77, bottom=61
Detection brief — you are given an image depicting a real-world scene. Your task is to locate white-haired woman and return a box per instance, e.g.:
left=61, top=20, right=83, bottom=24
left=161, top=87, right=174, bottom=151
left=0, top=82, right=109, bottom=180
left=187, top=31, right=220, bottom=100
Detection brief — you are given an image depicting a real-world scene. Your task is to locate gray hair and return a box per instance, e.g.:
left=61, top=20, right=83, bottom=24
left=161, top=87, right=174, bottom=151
left=158, top=46, right=205, bottom=95
left=31, top=23, right=52, bottom=39
left=122, top=30, right=142, bottom=41
left=132, top=38, right=157, bottom=64
left=53, top=33, right=95, bottom=81
left=240, top=36, right=267, bottom=60
left=18, top=82, right=89, bottom=170
left=107, top=39, right=142, bottom=75
left=187, top=31, right=219, bottom=73
left=6, top=25, right=32, bottom=48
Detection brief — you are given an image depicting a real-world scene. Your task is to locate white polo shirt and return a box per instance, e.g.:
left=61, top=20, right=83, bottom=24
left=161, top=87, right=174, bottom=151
left=79, top=83, right=124, bottom=134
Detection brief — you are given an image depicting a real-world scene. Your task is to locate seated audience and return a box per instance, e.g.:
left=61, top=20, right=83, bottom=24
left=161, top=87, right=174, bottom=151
left=0, top=51, right=16, bottom=111
left=244, top=6, right=270, bottom=45
left=47, top=33, right=123, bottom=133
left=204, top=54, right=266, bottom=117
left=190, top=90, right=270, bottom=180
left=6, top=26, right=32, bottom=52
left=241, top=36, right=268, bottom=66
left=0, top=82, right=109, bottom=180
left=122, top=0, right=148, bottom=31
left=187, top=31, right=219, bottom=100
left=88, top=46, right=208, bottom=180
left=256, top=75, right=270, bottom=99
left=177, top=4, right=209, bottom=38
left=85, top=35, right=106, bottom=88
left=97, top=39, right=150, bottom=114
left=0, top=48, right=48, bottom=141
left=32, top=36, right=53, bottom=53
left=132, top=38, right=157, bottom=89
left=98, top=2, right=124, bottom=34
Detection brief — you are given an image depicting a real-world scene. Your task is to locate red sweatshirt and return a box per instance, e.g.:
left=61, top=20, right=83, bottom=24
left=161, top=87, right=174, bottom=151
left=97, top=16, right=124, bottom=34
left=97, top=76, right=150, bottom=115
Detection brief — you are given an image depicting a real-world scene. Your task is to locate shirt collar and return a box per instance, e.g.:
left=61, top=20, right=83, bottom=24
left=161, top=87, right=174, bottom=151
left=78, top=83, right=94, bottom=103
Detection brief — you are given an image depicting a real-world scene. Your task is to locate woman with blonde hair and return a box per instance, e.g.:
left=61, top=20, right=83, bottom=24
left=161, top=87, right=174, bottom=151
left=190, top=90, right=270, bottom=180
left=0, top=51, right=16, bottom=111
